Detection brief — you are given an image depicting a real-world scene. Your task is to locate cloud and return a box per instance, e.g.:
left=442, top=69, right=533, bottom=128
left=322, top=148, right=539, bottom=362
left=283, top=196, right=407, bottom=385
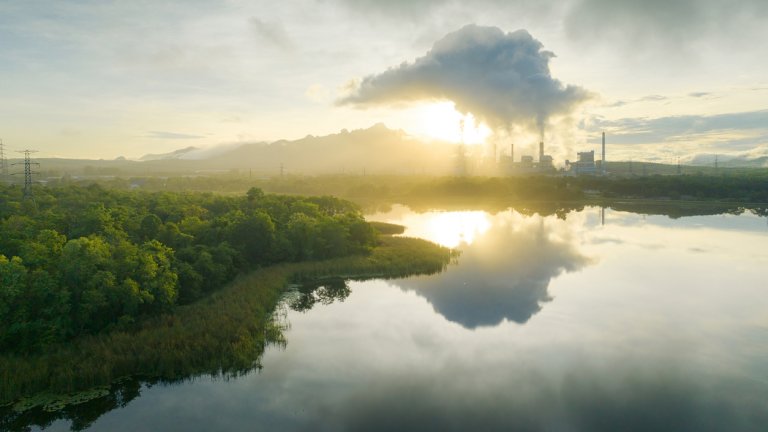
left=328, top=366, right=768, bottom=432
left=688, top=92, right=710, bottom=98
left=563, top=0, right=768, bottom=53
left=338, top=24, right=592, bottom=134
left=603, top=94, right=669, bottom=108
left=590, top=110, right=768, bottom=145
left=249, top=17, right=294, bottom=50
left=640, top=95, right=667, bottom=102
left=327, top=0, right=446, bottom=18
left=146, top=131, right=205, bottom=140
left=327, top=0, right=562, bottom=22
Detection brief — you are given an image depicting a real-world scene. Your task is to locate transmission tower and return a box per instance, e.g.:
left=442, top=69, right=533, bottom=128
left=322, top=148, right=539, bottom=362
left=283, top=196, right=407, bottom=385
left=0, top=138, right=8, bottom=179
left=12, top=149, right=39, bottom=200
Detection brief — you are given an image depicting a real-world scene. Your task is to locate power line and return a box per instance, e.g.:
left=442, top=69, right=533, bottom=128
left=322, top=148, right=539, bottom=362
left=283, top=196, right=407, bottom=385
left=0, top=138, right=8, bottom=179
left=12, top=149, right=39, bottom=200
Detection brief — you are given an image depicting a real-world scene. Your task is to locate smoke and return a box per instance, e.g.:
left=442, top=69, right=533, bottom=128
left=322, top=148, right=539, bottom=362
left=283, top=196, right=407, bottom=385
left=338, top=24, right=592, bottom=136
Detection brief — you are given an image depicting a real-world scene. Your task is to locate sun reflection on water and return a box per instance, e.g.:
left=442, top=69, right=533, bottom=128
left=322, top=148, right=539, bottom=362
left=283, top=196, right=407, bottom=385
left=402, top=211, right=491, bottom=248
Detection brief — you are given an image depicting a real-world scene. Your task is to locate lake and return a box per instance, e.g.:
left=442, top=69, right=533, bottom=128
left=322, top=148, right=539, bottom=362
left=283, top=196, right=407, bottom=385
left=29, top=205, right=768, bottom=431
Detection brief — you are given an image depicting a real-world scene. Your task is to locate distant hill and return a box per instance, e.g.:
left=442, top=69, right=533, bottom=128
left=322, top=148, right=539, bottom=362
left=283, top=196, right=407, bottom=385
left=688, top=153, right=768, bottom=168
left=202, top=123, right=455, bottom=175
left=20, top=125, right=460, bottom=177
left=139, top=146, right=200, bottom=161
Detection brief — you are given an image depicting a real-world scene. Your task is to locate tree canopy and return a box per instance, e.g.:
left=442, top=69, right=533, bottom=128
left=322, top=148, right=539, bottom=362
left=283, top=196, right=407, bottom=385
left=0, top=184, right=376, bottom=352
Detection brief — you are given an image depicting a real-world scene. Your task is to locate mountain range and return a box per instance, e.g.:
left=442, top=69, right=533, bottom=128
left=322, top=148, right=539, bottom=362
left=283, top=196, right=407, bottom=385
left=136, top=123, right=457, bottom=175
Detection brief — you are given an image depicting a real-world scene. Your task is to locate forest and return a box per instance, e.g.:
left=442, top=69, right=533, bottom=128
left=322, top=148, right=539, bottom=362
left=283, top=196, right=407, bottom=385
left=41, top=170, right=768, bottom=207
left=0, top=184, right=378, bottom=353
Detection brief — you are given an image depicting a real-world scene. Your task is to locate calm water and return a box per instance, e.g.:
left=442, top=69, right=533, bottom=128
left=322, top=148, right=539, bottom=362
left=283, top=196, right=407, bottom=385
left=38, top=206, right=768, bottom=431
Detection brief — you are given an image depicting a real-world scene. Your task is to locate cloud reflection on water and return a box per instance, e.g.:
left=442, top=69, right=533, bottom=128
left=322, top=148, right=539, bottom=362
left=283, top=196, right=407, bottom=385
left=396, top=213, right=592, bottom=328
left=327, top=364, right=767, bottom=432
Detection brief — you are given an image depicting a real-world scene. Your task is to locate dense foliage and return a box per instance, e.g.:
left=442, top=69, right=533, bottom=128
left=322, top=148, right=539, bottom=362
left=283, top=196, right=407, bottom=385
left=0, top=184, right=376, bottom=353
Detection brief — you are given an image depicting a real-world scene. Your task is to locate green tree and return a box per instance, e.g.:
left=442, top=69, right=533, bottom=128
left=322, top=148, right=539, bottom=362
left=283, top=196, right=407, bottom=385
left=286, top=213, right=318, bottom=260
left=134, top=240, right=178, bottom=313
left=139, top=213, right=162, bottom=240
left=226, top=211, right=276, bottom=265
left=18, top=229, right=67, bottom=271
left=0, top=255, right=28, bottom=349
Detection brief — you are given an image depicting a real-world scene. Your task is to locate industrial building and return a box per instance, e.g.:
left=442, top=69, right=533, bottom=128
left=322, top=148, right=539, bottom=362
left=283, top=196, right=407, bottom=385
left=567, top=150, right=597, bottom=175
left=499, top=141, right=556, bottom=175
left=566, top=132, right=607, bottom=176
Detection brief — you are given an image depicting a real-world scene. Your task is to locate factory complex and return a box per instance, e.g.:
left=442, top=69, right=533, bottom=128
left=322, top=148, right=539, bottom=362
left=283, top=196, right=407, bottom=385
left=458, top=132, right=608, bottom=177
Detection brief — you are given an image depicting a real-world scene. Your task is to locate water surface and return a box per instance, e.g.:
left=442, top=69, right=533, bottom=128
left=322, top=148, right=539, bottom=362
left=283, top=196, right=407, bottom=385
left=33, top=206, right=768, bottom=431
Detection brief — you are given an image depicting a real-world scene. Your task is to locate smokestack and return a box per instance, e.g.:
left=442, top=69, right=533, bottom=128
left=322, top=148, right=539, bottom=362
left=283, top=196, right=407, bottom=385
left=539, top=141, right=544, bottom=162
left=510, top=143, right=514, bottom=162
left=602, top=132, right=606, bottom=174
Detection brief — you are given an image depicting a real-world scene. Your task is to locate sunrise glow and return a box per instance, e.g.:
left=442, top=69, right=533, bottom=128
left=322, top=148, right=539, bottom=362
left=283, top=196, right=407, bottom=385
left=416, top=102, right=492, bottom=145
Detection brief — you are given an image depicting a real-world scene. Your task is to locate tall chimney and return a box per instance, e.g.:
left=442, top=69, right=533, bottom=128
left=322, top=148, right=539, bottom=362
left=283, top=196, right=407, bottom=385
left=602, top=132, right=606, bottom=174
left=539, top=141, right=544, bottom=162
left=510, top=143, right=514, bottom=162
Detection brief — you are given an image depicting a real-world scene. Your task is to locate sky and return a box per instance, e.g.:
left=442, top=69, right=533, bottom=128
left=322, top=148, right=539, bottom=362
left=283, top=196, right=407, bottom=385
left=1, top=0, right=767, bottom=163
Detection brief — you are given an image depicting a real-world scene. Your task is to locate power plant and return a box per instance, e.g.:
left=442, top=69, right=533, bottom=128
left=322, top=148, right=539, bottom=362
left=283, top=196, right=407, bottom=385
left=497, top=140, right=555, bottom=175
left=565, top=132, right=607, bottom=176
left=491, top=133, right=607, bottom=176
left=567, top=150, right=598, bottom=175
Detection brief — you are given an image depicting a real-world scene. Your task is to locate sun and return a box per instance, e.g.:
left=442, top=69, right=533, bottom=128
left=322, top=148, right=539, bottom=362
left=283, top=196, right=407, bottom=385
left=416, top=102, right=492, bottom=145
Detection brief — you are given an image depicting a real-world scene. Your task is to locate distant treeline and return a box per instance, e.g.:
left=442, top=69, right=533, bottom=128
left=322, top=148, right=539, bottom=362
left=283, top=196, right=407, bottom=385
left=576, top=174, right=768, bottom=203
left=0, top=184, right=377, bottom=353
left=38, top=170, right=768, bottom=205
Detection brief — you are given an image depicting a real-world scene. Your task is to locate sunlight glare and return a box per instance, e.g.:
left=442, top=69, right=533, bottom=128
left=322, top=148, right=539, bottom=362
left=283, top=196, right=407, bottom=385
left=418, top=102, right=492, bottom=145
left=406, top=211, right=492, bottom=248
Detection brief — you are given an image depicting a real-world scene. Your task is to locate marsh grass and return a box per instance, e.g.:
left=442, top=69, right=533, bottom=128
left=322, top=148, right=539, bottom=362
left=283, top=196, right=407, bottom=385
left=367, top=221, right=406, bottom=235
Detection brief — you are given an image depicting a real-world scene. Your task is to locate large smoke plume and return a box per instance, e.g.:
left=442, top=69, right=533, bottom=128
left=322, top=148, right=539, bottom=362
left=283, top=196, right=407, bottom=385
left=338, top=24, right=592, bottom=135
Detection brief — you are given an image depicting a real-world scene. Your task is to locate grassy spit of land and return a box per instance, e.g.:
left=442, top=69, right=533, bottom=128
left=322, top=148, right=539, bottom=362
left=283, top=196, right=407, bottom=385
left=0, top=235, right=453, bottom=408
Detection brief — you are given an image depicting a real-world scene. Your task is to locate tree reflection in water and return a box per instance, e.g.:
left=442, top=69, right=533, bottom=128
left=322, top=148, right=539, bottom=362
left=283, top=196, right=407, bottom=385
left=287, top=277, right=352, bottom=312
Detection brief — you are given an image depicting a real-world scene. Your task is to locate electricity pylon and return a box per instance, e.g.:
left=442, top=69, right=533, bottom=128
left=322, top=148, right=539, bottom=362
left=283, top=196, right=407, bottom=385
left=0, top=139, right=8, bottom=179
left=12, top=149, right=39, bottom=200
